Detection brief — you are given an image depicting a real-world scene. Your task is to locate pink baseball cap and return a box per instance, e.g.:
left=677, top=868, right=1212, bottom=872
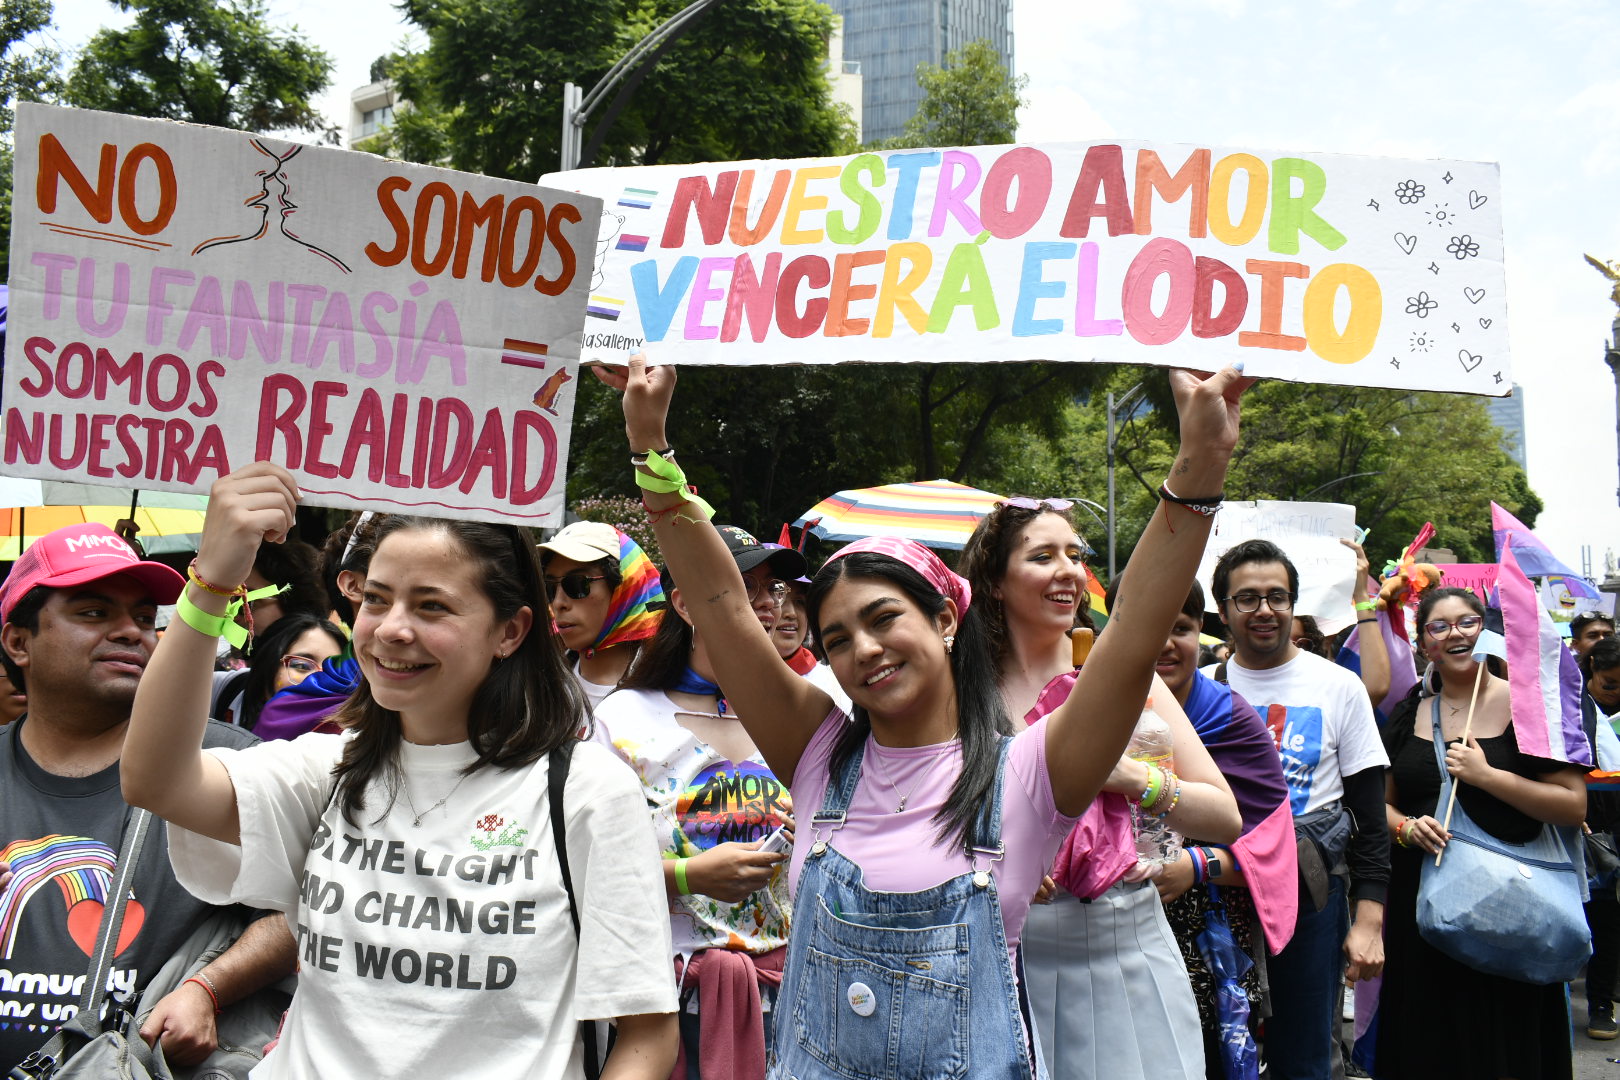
left=0, top=523, right=186, bottom=623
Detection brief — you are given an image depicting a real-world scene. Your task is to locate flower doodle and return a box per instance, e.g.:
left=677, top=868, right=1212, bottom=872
left=470, top=813, right=530, bottom=851
left=1446, top=235, right=1481, bottom=260
left=1404, top=292, right=1438, bottom=318
left=1394, top=179, right=1426, bottom=204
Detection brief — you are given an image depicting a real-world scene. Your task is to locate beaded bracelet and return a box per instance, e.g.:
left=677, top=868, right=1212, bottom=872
left=1138, top=763, right=1165, bottom=811
left=1150, top=778, right=1183, bottom=819
left=1394, top=817, right=1415, bottom=849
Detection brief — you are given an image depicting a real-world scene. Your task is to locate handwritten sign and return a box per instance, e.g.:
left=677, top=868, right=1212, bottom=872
left=545, top=141, right=1509, bottom=394
left=1197, top=501, right=1359, bottom=622
left=4, top=103, right=601, bottom=525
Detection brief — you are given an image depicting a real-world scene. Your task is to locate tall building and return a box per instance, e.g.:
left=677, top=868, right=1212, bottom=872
left=826, top=0, right=1014, bottom=144
left=1486, top=383, right=1528, bottom=471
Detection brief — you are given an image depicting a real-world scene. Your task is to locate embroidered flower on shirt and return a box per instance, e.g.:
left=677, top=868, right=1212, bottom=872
left=470, top=814, right=530, bottom=850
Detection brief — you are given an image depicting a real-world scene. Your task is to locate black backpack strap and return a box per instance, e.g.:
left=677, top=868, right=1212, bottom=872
left=548, top=743, right=611, bottom=1079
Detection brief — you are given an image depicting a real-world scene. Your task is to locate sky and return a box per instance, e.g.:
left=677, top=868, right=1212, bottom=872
left=29, top=0, right=1620, bottom=573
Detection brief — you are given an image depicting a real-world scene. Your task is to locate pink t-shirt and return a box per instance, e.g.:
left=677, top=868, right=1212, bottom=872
left=787, top=710, right=1079, bottom=951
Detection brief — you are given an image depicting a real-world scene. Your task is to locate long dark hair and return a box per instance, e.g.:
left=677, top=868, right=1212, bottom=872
left=328, top=516, right=588, bottom=824
left=806, top=551, right=1013, bottom=853
left=237, top=612, right=345, bottom=732
left=960, top=502, right=1094, bottom=670
left=615, top=567, right=692, bottom=693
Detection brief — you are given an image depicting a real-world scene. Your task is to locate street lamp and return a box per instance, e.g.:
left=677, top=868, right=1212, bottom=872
left=558, top=0, right=725, bottom=172
left=1106, top=383, right=1146, bottom=579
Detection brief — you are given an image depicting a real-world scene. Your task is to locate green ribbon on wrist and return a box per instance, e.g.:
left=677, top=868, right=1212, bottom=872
left=174, top=583, right=286, bottom=650
left=635, top=450, right=715, bottom=522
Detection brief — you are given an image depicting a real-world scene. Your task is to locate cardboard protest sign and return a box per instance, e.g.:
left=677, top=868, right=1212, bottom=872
left=1197, top=501, right=1359, bottom=622
left=545, top=141, right=1509, bottom=394
left=5, top=103, right=601, bottom=526
left=1432, top=562, right=1498, bottom=598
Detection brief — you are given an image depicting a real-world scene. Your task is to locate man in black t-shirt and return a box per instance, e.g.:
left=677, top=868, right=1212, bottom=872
left=0, top=523, right=297, bottom=1073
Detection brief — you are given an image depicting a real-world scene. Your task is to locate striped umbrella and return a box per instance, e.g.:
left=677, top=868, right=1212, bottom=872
left=0, top=479, right=207, bottom=559
left=793, top=479, right=1006, bottom=551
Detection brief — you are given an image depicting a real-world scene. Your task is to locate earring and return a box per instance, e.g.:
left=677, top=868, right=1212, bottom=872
left=943, top=634, right=955, bottom=653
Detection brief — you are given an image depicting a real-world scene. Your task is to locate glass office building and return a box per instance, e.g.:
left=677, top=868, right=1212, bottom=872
left=826, top=0, right=1015, bottom=143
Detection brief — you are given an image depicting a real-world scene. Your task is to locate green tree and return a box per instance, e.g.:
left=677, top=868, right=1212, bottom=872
left=883, top=38, right=1027, bottom=150
left=1, top=0, right=64, bottom=281
left=62, top=0, right=334, bottom=138
left=377, top=0, right=854, bottom=179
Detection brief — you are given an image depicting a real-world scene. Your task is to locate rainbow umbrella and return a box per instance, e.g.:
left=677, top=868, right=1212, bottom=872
left=0, top=479, right=207, bottom=559
left=793, top=479, right=1006, bottom=551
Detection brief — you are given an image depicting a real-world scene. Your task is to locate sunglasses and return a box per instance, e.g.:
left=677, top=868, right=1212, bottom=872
left=545, top=572, right=606, bottom=600
left=998, top=497, right=1074, bottom=512
left=1424, top=615, right=1483, bottom=639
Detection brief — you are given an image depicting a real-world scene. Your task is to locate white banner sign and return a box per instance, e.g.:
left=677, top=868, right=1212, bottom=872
left=546, top=140, right=1510, bottom=394
left=5, top=103, right=602, bottom=525
left=1198, top=500, right=1360, bottom=623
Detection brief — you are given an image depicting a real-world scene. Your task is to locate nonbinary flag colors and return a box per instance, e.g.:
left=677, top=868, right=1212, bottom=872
left=1498, top=546, right=1592, bottom=766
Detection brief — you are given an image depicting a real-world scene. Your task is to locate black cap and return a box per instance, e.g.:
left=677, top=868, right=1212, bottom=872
left=717, top=525, right=809, bottom=580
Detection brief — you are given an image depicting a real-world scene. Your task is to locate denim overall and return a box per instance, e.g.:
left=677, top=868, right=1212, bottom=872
left=769, top=736, right=1046, bottom=1080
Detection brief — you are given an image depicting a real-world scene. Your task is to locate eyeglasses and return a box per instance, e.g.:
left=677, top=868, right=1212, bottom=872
left=545, top=573, right=606, bottom=600
left=746, top=578, right=789, bottom=607
left=1223, top=591, right=1295, bottom=614
left=1424, top=615, right=1483, bottom=639
left=279, top=654, right=322, bottom=677
left=998, top=497, right=1074, bottom=512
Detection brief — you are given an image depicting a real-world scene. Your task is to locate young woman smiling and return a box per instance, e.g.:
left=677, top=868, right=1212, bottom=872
left=121, top=464, right=679, bottom=1079
left=1376, top=587, right=1585, bottom=1080
left=598, top=354, right=1251, bottom=1080
left=961, top=502, right=1240, bottom=1080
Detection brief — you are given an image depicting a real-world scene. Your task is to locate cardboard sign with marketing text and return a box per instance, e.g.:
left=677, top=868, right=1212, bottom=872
left=5, top=103, right=601, bottom=525
left=546, top=141, right=1509, bottom=394
left=1197, top=500, right=1360, bottom=625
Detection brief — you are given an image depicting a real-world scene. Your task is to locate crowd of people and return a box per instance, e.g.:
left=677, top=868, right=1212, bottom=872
left=0, top=354, right=1609, bottom=1080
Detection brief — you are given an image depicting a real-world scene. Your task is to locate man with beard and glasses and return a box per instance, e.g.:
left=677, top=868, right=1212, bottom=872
left=1211, top=539, right=1389, bottom=1080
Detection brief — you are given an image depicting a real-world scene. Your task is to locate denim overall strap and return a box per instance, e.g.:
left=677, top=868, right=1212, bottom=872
left=967, top=736, right=1011, bottom=884
left=807, top=735, right=868, bottom=855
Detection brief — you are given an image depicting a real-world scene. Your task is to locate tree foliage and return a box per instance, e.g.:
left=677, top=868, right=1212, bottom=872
left=61, top=0, right=334, bottom=138
left=882, top=38, right=1026, bottom=150
left=1, top=0, right=64, bottom=282
left=376, top=0, right=855, bottom=179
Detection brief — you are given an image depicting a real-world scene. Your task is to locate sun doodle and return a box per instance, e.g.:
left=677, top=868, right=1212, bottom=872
left=1425, top=202, right=1455, bottom=229
left=1409, top=331, right=1433, bottom=353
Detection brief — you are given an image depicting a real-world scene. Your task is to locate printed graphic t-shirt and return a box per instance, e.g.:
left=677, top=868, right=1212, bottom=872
left=1225, top=650, right=1388, bottom=815
left=594, top=688, right=791, bottom=957
left=0, top=717, right=259, bottom=1073
left=168, top=733, right=677, bottom=1080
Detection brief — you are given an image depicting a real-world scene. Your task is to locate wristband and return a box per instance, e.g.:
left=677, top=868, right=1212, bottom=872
left=673, top=857, right=692, bottom=896
left=1158, top=482, right=1222, bottom=517
left=1138, top=763, right=1164, bottom=810
left=1354, top=600, right=1378, bottom=612
left=187, top=559, right=245, bottom=598
left=176, top=583, right=286, bottom=651
left=1357, top=617, right=1378, bottom=624
left=1188, top=845, right=1208, bottom=885
left=630, top=447, right=674, bottom=464
left=635, top=450, right=716, bottom=523
left=184, top=975, right=222, bottom=1015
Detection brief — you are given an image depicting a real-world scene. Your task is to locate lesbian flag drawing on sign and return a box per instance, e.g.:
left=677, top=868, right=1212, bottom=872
left=1498, top=546, right=1592, bottom=766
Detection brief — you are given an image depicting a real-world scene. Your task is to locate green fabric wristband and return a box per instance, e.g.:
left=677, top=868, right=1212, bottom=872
left=673, top=857, right=691, bottom=896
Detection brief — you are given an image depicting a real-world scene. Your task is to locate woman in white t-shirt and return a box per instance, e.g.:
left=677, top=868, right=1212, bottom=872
left=121, top=463, right=679, bottom=1080
left=596, top=354, right=1251, bottom=1080
left=539, top=522, right=666, bottom=712
left=960, top=500, right=1239, bottom=1080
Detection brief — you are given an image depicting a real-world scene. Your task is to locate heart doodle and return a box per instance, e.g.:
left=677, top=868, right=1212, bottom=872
left=1457, top=349, right=1483, bottom=373
left=1394, top=233, right=1417, bottom=255
left=1479, top=317, right=1492, bottom=330
left=66, top=897, right=146, bottom=958
left=1467, top=190, right=1487, bottom=209
left=1464, top=286, right=1486, bottom=304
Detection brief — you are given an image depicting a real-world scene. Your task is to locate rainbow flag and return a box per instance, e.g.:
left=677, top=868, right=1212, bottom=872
left=591, top=530, right=664, bottom=654
left=1083, top=564, right=1108, bottom=628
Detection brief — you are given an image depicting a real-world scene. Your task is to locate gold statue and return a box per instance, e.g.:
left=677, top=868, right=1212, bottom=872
left=1585, top=254, right=1620, bottom=308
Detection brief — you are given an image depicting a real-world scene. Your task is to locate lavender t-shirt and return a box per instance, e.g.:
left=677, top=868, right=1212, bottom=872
left=787, top=710, right=1079, bottom=951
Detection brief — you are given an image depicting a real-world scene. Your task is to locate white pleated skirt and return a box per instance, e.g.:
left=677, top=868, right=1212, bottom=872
left=1023, top=879, right=1207, bottom=1080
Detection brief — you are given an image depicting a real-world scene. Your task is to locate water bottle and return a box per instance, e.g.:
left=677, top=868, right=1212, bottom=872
left=1127, top=698, right=1183, bottom=866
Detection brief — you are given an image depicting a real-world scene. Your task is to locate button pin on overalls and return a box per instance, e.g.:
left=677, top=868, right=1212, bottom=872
left=846, top=982, right=876, bottom=1017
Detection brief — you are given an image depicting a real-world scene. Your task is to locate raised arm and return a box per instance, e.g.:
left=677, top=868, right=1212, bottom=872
left=596, top=357, right=832, bottom=784
left=1047, top=368, right=1252, bottom=816
left=122, top=463, right=302, bottom=843
left=1344, top=539, right=1390, bottom=706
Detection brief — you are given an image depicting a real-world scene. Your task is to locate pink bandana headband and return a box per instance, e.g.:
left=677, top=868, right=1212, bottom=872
left=826, top=536, right=972, bottom=615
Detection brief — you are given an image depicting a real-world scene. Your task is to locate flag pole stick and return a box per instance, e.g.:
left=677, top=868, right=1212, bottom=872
left=1435, top=657, right=1487, bottom=867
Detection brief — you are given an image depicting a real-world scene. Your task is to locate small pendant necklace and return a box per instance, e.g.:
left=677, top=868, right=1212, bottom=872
left=399, top=773, right=470, bottom=827
left=871, top=743, right=947, bottom=814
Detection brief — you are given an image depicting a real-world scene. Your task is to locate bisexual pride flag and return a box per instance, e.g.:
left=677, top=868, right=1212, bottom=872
left=1492, top=502, right=1599, bottom=599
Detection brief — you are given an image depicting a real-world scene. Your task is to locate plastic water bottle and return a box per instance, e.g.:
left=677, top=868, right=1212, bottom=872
left=1127, top=698, right=1183, bottom=866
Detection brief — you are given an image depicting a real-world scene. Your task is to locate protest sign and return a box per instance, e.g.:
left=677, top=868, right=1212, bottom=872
left=1432, top=562, right=1498, bottom=599
left=5, top=103, right=601, bottom=525
left=1197, top=501, right=1359, bottom=622
left=545, top=141, right=1509, bottom=394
